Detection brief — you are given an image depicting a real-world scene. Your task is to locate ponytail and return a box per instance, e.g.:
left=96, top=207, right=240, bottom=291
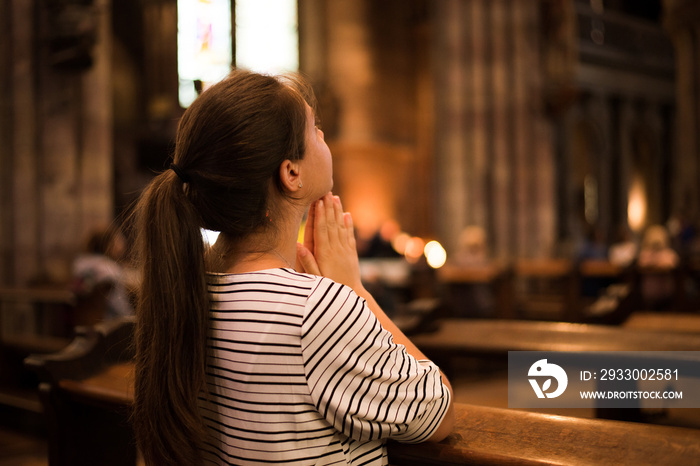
left=133, top=170, right=209, bottom=465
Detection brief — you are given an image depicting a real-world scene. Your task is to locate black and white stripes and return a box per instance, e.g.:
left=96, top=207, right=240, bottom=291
left=200, top=268, right=450, bottom=465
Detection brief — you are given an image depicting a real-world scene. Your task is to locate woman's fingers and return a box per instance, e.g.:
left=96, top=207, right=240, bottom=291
left=314, top=197, right=329, bottom=246
left=344, top=212, right=356, bottom=250
left=324, top=192, right=335, bottom=229
left=332, top=196, right=348, bottom=245
left=308, top=192, right=362, bottom=289
left=333, top=196, right=344, bottom=226
left=296, top=243, right=320, bottom=275
left=314, top=193, right=354, bottom=251
left=304, top=200, right=317, bottom=254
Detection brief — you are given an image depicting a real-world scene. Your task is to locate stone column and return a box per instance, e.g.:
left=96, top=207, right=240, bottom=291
left=143, top=0, right=180, bottom=127
left=434, top=0, right=469, bottom=249
left=664, top=0, right=700, bottom=217
left=0, top=0, right=10, bottom=284
left=0, top=0, right=113, bottom=286
left=489, top=0, right=514, bottom=259
left=433, top=0, right=557, bottom=258
left=7, top=0, right=40, bottom=285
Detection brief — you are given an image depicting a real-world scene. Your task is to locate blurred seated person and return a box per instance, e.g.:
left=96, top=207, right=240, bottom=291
left=576, top=225, right=608, bottom=262
left=576, top=225, right=613, bottom=298
left=637, top=224, right=679, bottom=310
left=608, top=224, right=638, bottom=268
left=452, top=225, right=489, bottom=267
left=359, top=220, right=406, bottom=315
left=71, top=225, right=135, bottom=322
left=363, top=219, right=402, bottom=258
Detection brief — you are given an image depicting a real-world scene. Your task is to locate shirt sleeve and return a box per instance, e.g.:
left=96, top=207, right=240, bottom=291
left=300, top=277, right=451, bottom=444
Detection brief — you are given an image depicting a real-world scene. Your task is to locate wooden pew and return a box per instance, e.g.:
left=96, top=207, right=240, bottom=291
left=513, top=259, right=579, bottom=321
left=623, top=311, right=700, bottom=333
left=634, top=265, right=686, bottom=311
left=24, top=317, right=136, bottom=466
left=583, top=283, right=635, bottom=325
left=578, top=259, right=628, bottom=306
left=387, top=403, right=700, bottom=465
left=24, top=320, right=700, bottom=465
left=437, top=263, right=514, bottom=319
left=0, top=287, right=76, bottom=423
left=0, top=286, right=75, bottom=343
left=578, top=259, right=626, bottom=278
left=410, top=318, right=700, bottom=356
left=409, top=318, right=700, bottom=422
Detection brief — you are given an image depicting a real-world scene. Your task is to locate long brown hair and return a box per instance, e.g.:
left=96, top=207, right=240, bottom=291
left=132, top=69, right=316, bottom=465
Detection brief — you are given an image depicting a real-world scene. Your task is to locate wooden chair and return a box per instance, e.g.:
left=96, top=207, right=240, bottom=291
left=24, top=316, right=136, bottom=466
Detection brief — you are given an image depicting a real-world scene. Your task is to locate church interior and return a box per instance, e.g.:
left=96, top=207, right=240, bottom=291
left=2, top=0, right=700, bottom=464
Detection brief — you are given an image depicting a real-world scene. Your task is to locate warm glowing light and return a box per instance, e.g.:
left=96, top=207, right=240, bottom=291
left=404, top=237, right=425, bottom=263
left=391, top=233, right=411, bottom=255
left=628, top=177, right=647, bottom=232
left=424, top=241, right=447, bottom=269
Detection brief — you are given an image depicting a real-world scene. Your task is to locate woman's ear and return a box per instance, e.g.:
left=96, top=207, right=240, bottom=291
left=279, top=160, right=302, bottom=193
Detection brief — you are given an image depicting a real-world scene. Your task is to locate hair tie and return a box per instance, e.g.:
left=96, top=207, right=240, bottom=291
left=170, top=163, right=191, bottom=183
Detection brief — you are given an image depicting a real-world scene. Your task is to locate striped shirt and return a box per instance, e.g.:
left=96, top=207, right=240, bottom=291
left=199, top=268, right=451, bottom=465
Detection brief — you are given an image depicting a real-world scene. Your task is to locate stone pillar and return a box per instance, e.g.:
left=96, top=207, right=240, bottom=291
left=489, top=0, right=514, bottom=259
left=0, top=0, right=10, bottom=284
left=434, top=0, right=469, bottom=247
left=433, top=0, right=557, bottom=258
left=0, top=0, right=113, bottom=286
left=143, top=0, right=180, bottom=128
left=664, top=0, right=700, bottom=217
left=7, top=0, right=40, bottom=285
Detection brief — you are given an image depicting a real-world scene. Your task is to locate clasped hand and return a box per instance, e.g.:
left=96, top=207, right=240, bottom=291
left=296, top=192, right=363, bottom=291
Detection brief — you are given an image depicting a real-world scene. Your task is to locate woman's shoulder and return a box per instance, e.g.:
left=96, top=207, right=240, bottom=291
left=205, top=269, right=362, bottom=303
left=206, top=267, right=325, bottom=288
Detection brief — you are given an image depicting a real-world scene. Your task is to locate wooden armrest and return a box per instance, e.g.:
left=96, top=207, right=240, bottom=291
left=57, top=362, right=134, bottom=407
left=25, top=316, right=136, bottom=383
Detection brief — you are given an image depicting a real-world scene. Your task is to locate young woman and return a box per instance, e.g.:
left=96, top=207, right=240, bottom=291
left=132, top=69, right=454, bottom=465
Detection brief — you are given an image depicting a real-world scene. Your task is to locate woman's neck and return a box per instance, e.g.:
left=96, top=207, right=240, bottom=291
left=208, top=209, right=303, bottom=274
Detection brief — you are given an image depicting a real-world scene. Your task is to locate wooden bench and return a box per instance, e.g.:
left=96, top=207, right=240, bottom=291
left=24, top=318, right=700, bottom=465
left=409, top=318, right=700, bottom=356
left=633, top=265, right=686, bottom=311
left=578, top=259, right=629, bottom=307
left=437, top=263, right=514, bottom=319
left=409, top=318, right=700, bottom=422
left=387, top=403, right=700, bottom=465
left=623, top=311, right=700, bottom=333
left=24, top=316, right=136, bottom=466
left=0, top=286, right=76, bottom=342
left=583, top=283, right=636, bottom=324
left=0, top=287, right=76, bottom=421
left=513, top=258, right=580, bottom=321
left=439, top=259, right=607, bottom=322
left=437, top=259, right=700, bottom=324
